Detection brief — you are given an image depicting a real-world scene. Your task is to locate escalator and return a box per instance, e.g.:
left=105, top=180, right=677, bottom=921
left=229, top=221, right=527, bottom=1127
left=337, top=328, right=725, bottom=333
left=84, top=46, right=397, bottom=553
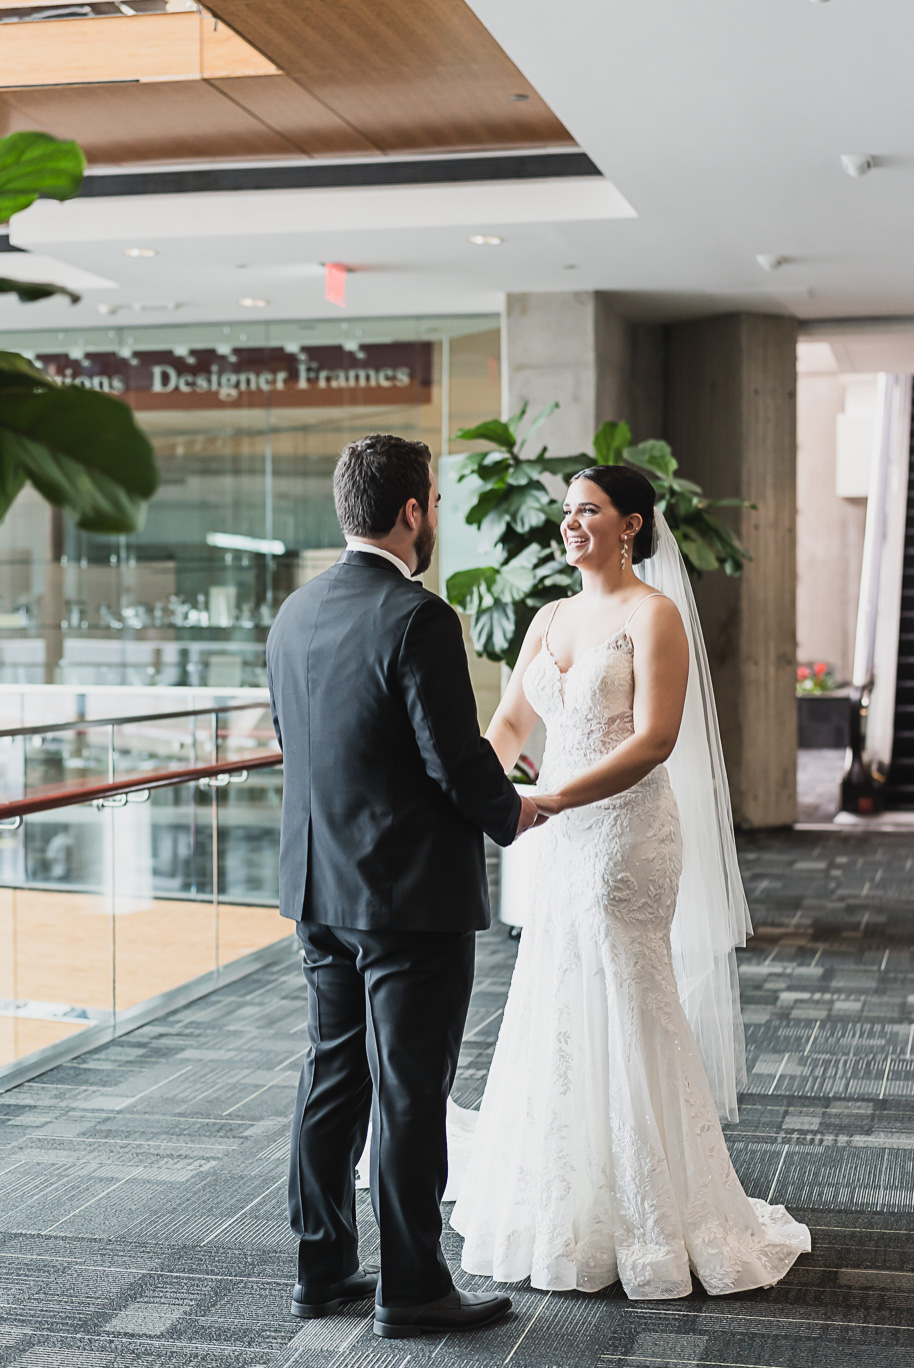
left=885, top=426, right=914, bottom=807
left=841, top=374, right=913, bottom=815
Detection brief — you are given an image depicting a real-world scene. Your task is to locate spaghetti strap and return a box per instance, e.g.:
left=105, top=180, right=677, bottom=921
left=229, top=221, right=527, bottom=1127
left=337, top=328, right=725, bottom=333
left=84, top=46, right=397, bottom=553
left=543, top=600, right=562, bottom=649
left=623, top=592, right=663, bottom=632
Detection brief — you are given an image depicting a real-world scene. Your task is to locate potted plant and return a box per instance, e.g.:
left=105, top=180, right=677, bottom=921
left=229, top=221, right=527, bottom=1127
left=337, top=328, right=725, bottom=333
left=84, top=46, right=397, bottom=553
left=446, top=404, right=751, bottom=668
left=796, top=661, right=851, bottom=749
left=445, top=403, right=752, bottom=926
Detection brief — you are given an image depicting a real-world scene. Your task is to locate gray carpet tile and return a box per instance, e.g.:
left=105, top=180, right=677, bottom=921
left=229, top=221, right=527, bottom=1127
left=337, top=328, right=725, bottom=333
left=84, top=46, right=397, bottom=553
left=2, top=829, right=914, bottom=1367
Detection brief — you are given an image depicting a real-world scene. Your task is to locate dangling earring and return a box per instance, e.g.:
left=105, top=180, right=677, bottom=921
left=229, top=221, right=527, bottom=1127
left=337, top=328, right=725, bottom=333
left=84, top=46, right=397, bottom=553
left=620, top=535, right=629, bottom=570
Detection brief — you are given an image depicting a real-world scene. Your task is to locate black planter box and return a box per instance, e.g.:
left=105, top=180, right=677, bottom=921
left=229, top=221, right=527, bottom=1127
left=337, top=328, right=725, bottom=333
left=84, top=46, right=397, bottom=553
left=797, top=693, right=851, bottom=750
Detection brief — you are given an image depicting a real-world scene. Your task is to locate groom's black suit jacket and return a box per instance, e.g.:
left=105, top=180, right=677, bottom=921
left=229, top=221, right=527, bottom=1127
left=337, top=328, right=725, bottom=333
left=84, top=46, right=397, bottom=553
left=265, top=549, right=521, bottom=932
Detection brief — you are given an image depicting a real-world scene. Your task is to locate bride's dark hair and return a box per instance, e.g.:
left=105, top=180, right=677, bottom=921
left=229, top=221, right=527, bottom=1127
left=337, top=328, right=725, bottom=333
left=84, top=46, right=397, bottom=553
left=571, top=465, right=656, bottom=565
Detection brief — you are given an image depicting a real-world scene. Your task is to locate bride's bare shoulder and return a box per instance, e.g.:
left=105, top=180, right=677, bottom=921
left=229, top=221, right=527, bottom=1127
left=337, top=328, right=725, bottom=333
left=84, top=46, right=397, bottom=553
left=628, top=593, right=687, bottom=646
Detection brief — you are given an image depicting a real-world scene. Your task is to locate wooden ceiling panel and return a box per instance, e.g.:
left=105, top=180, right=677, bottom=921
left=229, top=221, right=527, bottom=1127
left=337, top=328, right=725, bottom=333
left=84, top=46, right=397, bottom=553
left=0, top=0, right=572, bottom=165
left=205, top=0, right=574, bottom=154
left=207, top=0, right=514, bottom=76
left=1, top=81, right=302, bottom=164
left=0, top=93, right=54, bottom=139
left=1, top=12, right=276, bottom=88
left=304, top=65, right=571, bottom=154
left=207, top=75, right=379, bottom=157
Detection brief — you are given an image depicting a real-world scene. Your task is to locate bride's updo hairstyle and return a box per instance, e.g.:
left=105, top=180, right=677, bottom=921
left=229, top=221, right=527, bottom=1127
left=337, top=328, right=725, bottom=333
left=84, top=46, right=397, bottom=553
left=572, top=465, right=656, bottom=565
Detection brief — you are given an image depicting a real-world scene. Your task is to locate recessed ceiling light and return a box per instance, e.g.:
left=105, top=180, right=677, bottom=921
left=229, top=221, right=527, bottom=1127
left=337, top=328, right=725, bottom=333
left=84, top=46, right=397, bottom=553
left=238, top=297, right=269, bottom=307
left=468, top=235, right=503, bottom=246
left=840, top=153, right=875, bottom=178
left=510, top=93, right=530, bottom=102
left=123, top=247, right=157, bottom=258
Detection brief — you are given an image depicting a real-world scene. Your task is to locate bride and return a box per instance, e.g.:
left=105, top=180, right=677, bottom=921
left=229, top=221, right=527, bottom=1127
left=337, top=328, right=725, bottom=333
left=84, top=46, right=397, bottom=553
left=447, top=464, right=811, bottom=1299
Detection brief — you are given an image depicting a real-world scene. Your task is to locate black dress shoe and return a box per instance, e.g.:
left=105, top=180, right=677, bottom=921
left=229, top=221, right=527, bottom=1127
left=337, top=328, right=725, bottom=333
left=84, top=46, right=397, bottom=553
left=373, top=1288, right=512, bottom=1339
left=291, top=1265, right=379, bottom=1318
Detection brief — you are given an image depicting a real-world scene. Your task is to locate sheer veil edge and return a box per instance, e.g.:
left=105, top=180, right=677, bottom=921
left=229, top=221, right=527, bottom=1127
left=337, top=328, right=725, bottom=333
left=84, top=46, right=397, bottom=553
left=637, top=508, right=753, bottom=1122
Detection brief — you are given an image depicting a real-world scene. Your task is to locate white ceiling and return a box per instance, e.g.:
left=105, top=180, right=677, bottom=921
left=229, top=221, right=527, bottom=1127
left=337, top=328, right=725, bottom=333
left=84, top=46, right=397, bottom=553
left=3, top=0, right=914, bottom=334
left=467, top=0, right=914, bottom=321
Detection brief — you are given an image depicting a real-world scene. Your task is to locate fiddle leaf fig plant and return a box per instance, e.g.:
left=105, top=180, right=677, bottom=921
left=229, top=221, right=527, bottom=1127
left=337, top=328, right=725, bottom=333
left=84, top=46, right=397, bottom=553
left=0, top=131, right=159, bottom=531
left=445, top=404, right=752, bottom=668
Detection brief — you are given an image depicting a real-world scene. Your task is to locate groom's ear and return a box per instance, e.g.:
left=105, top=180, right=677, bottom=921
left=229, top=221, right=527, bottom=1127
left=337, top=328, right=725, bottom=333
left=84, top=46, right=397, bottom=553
left=402, top=497, right=423, bottom=531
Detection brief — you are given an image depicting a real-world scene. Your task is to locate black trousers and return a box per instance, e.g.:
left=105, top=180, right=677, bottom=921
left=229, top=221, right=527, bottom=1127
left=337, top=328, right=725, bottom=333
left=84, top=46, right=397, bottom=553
left=289, top=921, right=476, bottom=1307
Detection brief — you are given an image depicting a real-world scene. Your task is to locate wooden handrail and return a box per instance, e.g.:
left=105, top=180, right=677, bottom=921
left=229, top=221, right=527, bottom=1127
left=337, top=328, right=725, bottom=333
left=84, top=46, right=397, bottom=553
left=0, top=750, right=282, bottom=820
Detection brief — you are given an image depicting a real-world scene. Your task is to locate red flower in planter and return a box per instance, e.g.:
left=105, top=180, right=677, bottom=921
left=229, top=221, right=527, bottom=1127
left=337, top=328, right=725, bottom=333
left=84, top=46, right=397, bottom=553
left=813, top=661, right=828, bottom=678
left=797, top=666, right=811, bottom=681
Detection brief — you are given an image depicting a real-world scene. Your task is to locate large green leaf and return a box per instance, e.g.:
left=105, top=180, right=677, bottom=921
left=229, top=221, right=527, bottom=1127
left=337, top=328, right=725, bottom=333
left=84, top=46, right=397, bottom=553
left=0, top=131, right=85, bottom=224
left=471, top=598, right=517, bottom=658
left=517, top=401, right=559, bottom=452
left=669, top=476, right=702, bottom=495
left=0, top=276, right=80, bottom=304
left=625, top=440, right=678, bottom=479
left=455, top=450, right=510, bottom=482
left=479, top=484, right=553, bottom=539
left=0, top=453, right=26, bottom=520
left=593, top=420, right=631, bottom=465
left=493, top=543, right=542, bottom=602
left=0, top=381, right=159, bottom=532
left=445, top=565, right=497, bottom=613
left=505, top=401, right=528, bottom=439
left=676, top=525, right=719, bottom=573
left=465, top=486, right=506, bottom=528
left=451, top=418, right=516, bottom=451
left=505, top=462, right=548, bottom=487
left=0, top=350, right=56, bottom=388
left=522, top=453, right=588, bottom=480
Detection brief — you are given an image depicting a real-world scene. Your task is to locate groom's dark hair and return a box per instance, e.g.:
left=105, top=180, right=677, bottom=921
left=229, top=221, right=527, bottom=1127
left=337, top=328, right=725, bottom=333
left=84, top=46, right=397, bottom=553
left=334, top=433, right=432, bottom=536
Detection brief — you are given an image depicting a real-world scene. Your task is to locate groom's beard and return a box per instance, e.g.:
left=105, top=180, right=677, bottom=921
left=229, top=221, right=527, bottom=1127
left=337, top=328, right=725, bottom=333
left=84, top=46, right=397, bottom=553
left=413, top=518, right=436, bottom=577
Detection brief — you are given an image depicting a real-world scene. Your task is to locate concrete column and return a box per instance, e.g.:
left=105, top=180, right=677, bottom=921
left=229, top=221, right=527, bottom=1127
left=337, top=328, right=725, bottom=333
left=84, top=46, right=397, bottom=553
left=503, top=292, right=663, bottom=452
left=667, top=313, right=798, bottom=828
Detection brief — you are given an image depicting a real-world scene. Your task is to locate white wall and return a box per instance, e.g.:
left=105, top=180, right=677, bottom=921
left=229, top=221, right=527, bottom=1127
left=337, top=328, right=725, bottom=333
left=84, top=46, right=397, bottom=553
left=796, top=343, right=869, bottom=684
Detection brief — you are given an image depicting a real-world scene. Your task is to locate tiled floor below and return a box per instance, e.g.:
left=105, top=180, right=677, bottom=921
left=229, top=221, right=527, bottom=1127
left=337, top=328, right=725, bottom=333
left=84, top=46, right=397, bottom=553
left=1, top=827, right=914, bottom=1368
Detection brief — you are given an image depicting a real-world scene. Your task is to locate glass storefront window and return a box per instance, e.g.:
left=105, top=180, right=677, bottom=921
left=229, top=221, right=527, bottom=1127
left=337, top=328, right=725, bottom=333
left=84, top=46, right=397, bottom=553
left=0, top=314, right=500, bottom=697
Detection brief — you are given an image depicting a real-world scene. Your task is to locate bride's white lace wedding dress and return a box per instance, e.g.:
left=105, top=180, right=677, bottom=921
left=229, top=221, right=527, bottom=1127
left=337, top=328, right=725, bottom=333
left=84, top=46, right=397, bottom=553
left=447, top=600, right=811, bottom=1299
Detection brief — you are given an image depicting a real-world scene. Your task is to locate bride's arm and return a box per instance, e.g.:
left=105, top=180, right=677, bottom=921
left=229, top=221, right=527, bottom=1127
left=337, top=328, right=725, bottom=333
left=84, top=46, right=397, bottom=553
left=484, top=605, right=553, bottom=772
left=535, top=597, right=689, bottom=812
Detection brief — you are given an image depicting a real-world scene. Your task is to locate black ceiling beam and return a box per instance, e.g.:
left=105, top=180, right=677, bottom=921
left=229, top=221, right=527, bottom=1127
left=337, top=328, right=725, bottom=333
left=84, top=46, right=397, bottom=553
left=79, top=150, right=601, bottom=199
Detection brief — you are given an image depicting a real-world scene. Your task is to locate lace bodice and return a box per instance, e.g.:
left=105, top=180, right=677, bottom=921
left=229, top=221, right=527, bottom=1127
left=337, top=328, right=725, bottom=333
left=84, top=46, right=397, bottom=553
left=523, top=629, right=637, bottom=790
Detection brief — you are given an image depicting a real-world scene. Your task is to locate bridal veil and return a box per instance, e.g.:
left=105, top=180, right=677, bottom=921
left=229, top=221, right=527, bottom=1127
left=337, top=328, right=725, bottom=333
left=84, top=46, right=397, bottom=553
left=636, top=508, right=753, bottom=1121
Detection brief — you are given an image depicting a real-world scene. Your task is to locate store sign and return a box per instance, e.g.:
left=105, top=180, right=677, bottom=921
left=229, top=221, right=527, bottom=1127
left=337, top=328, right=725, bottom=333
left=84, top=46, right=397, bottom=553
left=36, top=342, right=433, bottom=410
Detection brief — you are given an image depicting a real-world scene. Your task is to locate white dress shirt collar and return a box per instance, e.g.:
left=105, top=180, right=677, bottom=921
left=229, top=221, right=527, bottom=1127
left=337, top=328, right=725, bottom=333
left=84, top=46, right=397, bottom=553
left=345, top=539, right=414, bottom=579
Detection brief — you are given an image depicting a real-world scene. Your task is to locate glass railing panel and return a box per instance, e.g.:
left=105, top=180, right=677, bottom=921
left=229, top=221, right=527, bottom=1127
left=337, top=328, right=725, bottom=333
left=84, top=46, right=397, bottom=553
left=0, top=805, right=113, bottom=1069
left=23, top=723, right=113, bottom=806
left=111, top=710, right=206, bottom=787
left=0, top=733, right=24, bottom=807
left=215, top=765, right=285, bottom=969
left=216, top=702, right=277, bottom=766
left=111, top=781, right=217, bottom=1013
left=0, top=701, right=287, bottom=1083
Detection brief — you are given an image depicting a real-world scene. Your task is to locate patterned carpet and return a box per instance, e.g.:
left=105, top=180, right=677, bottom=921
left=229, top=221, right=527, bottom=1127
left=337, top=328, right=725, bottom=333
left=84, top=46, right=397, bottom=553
left=1, top=829, right=913, bottom=1368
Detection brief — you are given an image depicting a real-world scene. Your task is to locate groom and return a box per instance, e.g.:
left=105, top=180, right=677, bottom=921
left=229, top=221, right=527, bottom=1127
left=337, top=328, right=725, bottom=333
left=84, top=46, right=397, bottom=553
left=266, top=433, right=541, bottom=1339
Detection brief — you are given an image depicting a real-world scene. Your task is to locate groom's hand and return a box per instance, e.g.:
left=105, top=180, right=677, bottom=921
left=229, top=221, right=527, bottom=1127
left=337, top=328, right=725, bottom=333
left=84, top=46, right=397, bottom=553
left=514, top=794, right=546, bottom=840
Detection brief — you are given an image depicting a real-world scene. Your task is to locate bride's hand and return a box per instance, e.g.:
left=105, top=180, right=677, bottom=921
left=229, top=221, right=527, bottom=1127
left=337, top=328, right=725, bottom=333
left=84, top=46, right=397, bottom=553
left=533, top=792, right=568, bottom=818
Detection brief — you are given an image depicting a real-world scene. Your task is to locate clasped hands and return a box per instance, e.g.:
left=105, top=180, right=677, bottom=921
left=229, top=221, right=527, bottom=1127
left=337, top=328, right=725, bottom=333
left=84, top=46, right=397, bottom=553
left=515, top=790, right=565, bottom=840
